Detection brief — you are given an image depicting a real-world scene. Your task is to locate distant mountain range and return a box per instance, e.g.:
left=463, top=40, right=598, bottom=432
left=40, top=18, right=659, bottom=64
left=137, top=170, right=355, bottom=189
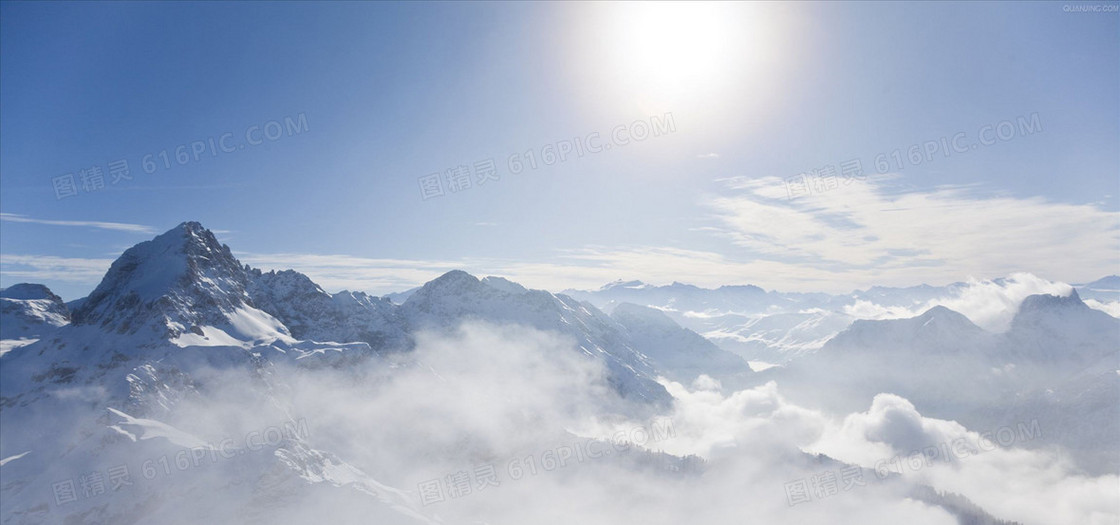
left=562, top=273, right=1118, bottom=363
left=0, top=222, right=753, bottom=523
left=0, top=221, right=1113, bottom=523
left=562, top=275, right=1119, bottom=474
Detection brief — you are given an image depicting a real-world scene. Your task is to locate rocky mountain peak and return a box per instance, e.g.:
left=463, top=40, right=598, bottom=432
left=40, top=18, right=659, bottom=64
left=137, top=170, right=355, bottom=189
left=71, top=221, right=251, bottom=338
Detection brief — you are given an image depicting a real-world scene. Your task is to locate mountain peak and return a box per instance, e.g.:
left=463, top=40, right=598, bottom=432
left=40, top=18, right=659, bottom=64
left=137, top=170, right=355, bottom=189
left=1080, top=275, right=1120, bottom=290
left=828, top=303, right=986, bottom=354
left=715, top=283, right=766, bottom=294
left=177, top=220, right=206, bottom=233
left=0, top=283, right=70, bottom=339
left=71, top=221, right=251, bottom=337
left=1016, top=290, right=1084, bottom=314
left=0, top=283, right=63, bottom=303
left=910, top=305, right=983, bottom=332
left=611, top=302, right=676, bottom=328
left=401, top=270, right=489, bottom=315
left=1008, top=289, right=1119, bottom=362
left=428, top=270, right=481, bottom=289
left=601, top=279, right=647, bottom=291
left=169, top=220, right=224, bottom=251
left=481, top=276, right=528, bottom=295
left=919, top=304, right=963, bottom=318
left=668, top=281, right=702, bottom=291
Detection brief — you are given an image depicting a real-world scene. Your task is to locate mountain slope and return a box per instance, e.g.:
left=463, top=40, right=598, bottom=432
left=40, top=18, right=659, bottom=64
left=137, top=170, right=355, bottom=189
left=1006, top=290, right=1119, bottom=365
left=0, top=284, right=70, bottom=343
left=248, top=268, right=409, bottom=352
left=70, top=221, right=293, bottom=347
left=0, top=223, right=434, bottom=524
left=402, top=270, right=673, bottom=405
left=610, top=303, right=754, bottom=388
left=781, top=293, right=1120, bottom=474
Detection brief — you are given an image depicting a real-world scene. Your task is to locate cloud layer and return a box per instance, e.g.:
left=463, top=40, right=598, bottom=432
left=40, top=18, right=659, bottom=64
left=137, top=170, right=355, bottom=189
left=0, top=213, right=156, bottom=234
left=704, top=176, right=1119, bottom=290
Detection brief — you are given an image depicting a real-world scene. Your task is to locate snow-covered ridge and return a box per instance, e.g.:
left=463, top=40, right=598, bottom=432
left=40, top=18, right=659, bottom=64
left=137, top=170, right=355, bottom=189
left=7, top=222, right=735, bottom=404
left=780, top=289, right=1120, bottom=473
left=0, top=283, right=71, bottom=344
left=1, top=220, right=761, bottom=524
left=248, top=268, right=408, bottom=351
left=566, top=272, right=1113, bottom=363
left=70, top=221, right=261, bottom=341
left=1, top=221, right=1116, bottom=524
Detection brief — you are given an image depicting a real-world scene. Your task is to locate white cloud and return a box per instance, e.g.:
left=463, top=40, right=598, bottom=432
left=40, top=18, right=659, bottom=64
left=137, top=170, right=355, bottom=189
left=840, top=273, right=1076, bottom=332
left=10, top=173, right=1114, bottom=300
left=702, top=176, right=1120, bottom=290
left=810, top=393, right=1120, bottom=525
left=645, top=379, right=827, bottom=459
left=843, top=300, right=920, bottom=319
left=1084, top=298, right=1120, bottom=318
left=812, top=393, right=970, bottom=464
left=0, top=254, right=114, bottom=284
left=919, top=273, right=1073, bottom=331
left=0, top=213, right=156, bottom=234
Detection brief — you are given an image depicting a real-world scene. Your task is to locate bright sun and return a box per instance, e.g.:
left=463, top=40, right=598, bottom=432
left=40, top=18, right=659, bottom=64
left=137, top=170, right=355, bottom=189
left=617, top=3, right=734, bottom=96
left=589, top=2, right=775, bottom=112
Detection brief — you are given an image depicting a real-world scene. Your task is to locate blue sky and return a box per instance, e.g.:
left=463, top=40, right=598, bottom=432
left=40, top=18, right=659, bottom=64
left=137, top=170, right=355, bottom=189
left=1, top=1, right=1117, bottom=300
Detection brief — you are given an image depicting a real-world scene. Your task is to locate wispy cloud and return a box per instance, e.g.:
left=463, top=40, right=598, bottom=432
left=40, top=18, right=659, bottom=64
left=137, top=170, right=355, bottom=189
left=699, top=175, right=1120, bottom=288
left=0, top=213, right=156, bottom=234
left=696, top=153, right=720, bottom=159
left=0, top=254, right=114, bottom=284
left=6, top=176, right=1115, bottom=298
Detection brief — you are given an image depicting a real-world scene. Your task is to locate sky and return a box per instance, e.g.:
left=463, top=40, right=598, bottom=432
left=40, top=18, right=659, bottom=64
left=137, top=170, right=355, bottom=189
left=1, top=1, right=1117, bottom=300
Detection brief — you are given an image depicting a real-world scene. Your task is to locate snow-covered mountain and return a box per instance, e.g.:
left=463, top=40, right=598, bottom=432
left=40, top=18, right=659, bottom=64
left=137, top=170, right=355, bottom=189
left=565, top=279, right=952, bottom=362
left=0, top=223, right=423, bottom=524
left=566, top=273, right=1114, bottom=365
left=248, top=268, right=409, bottom=352
left=696, top=309, right=856, bottom=364
left=564, top=280, right=851, bottom=363
left=777, top=306, right=1005, bottom=414
left=0, top=284, right=70, bottom=351
left=1, top=222, right=759, bottom=524
left=70, top=222, right=270, bottom=341
left=3, top=223, right=735, bottom=404
left=1007, top=290, right=1119, bottom=364
left=777, top=291, right=1120, bottom=474
left=609, top=303, right=753, bottom=389
left=401, top=271, right=681, bottom=405
left=1076, top=275, right=1120, bottom=302
left=998, top=290, right=1120, bottom=473
left=825, top=305, right=994, bottom=354
left=2, top=221, right=1114, bottom=524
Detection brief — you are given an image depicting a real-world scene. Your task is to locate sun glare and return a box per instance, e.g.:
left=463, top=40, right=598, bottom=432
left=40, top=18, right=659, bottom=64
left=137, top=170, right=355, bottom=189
left=616, top=3, right=736, bottom=98
left=575, top=2, right=783, bottom=125
left=604, top=2, right=770, bottom=109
